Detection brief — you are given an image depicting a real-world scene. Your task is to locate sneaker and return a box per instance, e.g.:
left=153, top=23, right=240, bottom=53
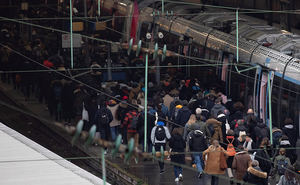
left=175, top=177, right=179, bottom=182
left=198, top=172, right=203, bottom=178
left=179, top=174, right=183, bottom=181
left=160, top=170, right=165, bottom=174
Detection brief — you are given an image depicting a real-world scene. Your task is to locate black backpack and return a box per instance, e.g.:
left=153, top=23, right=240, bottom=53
left=155, top=126, right=166, bottom=141
left=128, top=113, right=139, bottom=130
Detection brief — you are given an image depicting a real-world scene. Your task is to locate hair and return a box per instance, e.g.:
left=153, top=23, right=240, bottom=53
left=284, top=118, right=293, bottom=125
left=237, top=145, right=244, bottom=152
left=251, top=160, right=259, bottom=167
left=227, top=129, right=234, bottom=136
left=279, top=148, right=286, bottom=155
left=172, top=127, right=183, bottom=136
left=260, top=137, right=271, bottom=148
left=215, top=97, right=222, bottom=104
left=233, top=101, right=244, bottom=111
left=285, top=165, right=296, bottom=181
left=187, top=114, right=196, bottom=125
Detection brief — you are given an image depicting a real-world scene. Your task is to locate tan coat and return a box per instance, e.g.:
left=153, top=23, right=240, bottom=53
left=203, top=145, right=227, bottom=175
left=232, top=151, right=251, bottom=180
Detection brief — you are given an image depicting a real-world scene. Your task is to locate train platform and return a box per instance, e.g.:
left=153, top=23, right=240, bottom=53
left=0, top=81, right=299, bottom=185
left=0, top=122, right=109, bottom=185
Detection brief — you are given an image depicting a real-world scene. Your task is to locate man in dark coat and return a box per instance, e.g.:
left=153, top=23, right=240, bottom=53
left=175, top=100, right=191, bottom=127
left=189, top=130, right=207, bottom=178
left=210, top=97, right=226, bottom=119
left=282, top=118, right=297, bottom=147
left=243, top=160, right=268, bottom=185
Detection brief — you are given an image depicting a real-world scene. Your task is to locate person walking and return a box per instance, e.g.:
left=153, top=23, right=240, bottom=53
left=203, top=140, right=228, bottom=185
left=151, top=121, right=171, bottom=174
left=243, top=160, right=268, bottom=185
left=273, top=148, right=291, bottom=183
left=277, top=166, right=299, bottom=185
left=189, top=129, right=208, bottom=178
left=169, top=127, right=186, bottom=182
left=232, top=146, right=251, bottom=185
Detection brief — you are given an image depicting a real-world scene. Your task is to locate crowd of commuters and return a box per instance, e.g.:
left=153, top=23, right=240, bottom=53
left=1, top=25, right=300, bottom=185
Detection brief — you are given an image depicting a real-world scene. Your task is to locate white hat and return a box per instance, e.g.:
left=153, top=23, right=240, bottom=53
left=196, top=108, right=202, bottom=115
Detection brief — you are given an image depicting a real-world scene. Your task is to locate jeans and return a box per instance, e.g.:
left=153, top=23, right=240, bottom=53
left=110, top=126, right=119, bottom=141
left=174, top=165, right=182, bottom=178
left=154, top=143, right=166, bottom=170
left=193, top=154, right=204, bottom=173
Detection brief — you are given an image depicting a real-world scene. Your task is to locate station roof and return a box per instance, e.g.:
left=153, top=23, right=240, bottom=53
left=0, top=122, right=109, bottom=185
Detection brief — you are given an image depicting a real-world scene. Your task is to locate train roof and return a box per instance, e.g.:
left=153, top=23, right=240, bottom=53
left=0, top=122, right=109, bottom=185
left=139, top=3, right=300, bottom=85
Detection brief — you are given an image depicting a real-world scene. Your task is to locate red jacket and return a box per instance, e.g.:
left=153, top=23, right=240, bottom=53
left=123, top=111, right=138, bottom=133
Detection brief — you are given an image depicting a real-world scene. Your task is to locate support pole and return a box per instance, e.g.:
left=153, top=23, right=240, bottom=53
left=268, top=72, right=273, bottom=145
left=236, top=9, right=239, bottom=62
left=69, top=0, right=74, bottom=69
left=144, top=53, right=148, bottom=152
left=98, top=0, right=101, bottom=17
left=161, top=0, right=164, bottom=15
left=101, top=148, right=106, bottom=185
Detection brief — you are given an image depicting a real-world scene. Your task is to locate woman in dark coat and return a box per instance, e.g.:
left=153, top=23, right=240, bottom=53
left=169, top=128, right=186, bottom=182
left=254, top=137, right=273, bottom=175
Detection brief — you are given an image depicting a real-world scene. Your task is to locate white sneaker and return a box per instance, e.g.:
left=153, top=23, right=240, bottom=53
left=179, top=174, right=183, bottom=181
left=175, top=177, right=179, bottom=182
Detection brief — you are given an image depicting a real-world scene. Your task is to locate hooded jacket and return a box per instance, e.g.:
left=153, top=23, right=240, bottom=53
left=203, top=145, right=227, bottom=175
left=282, top=124, right=297, bottom=147
left=175, top=106, right=191, bottom=127
left=243, top=166, right=268, bottom=185
left=189, top=130, right=208, bottom=152
left=169, top=134, right=186, bottom=164
left=211, top=104, right=226, bottom=119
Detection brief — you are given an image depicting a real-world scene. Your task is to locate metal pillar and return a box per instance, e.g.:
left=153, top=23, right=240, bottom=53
left=70, top=0, right=74, bottom=69
left=144, top=53, right=149, bottom=152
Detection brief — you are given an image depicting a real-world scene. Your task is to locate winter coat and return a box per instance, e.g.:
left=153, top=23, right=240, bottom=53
left=175, top=106, right=191, bottom=127
left=116, top=101, right=129, bottom=125
left=163, top=94, right=174, bottom=110
left=203, top=145, right=227, bottom=175
left=93, top=107, right=113, bottom=131
left=277, top=175, right=299, bottom=185
left=107, top=104, right=120, bottom=127
left=211, top=104, right=226, bottom=119
left=232, top=151, right=251, bottom=180
left=150, top=125, right=171, bottom=144
left=169, top=134, right=186, bottom=164
left=280, top=139, right=297, bottom=164
left=282, top=125, right=297, bottom=147
left=243, top=166, right=268, bottom=185
left=189, top=130, right=208, bottom=152
left=254, top=148, right=272, bottom=174
left=206, top=118, right=223, bottom=143
left=217, top=115, right=228, bottom=143
left=229, top=110, right=244, bottom=123
left=254, top=123, right=269, bottom=145
left=274, top=155, right=291, bottom=182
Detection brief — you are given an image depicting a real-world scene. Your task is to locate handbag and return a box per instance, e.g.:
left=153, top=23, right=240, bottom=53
left=220, top=150, right=228, bottom=170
